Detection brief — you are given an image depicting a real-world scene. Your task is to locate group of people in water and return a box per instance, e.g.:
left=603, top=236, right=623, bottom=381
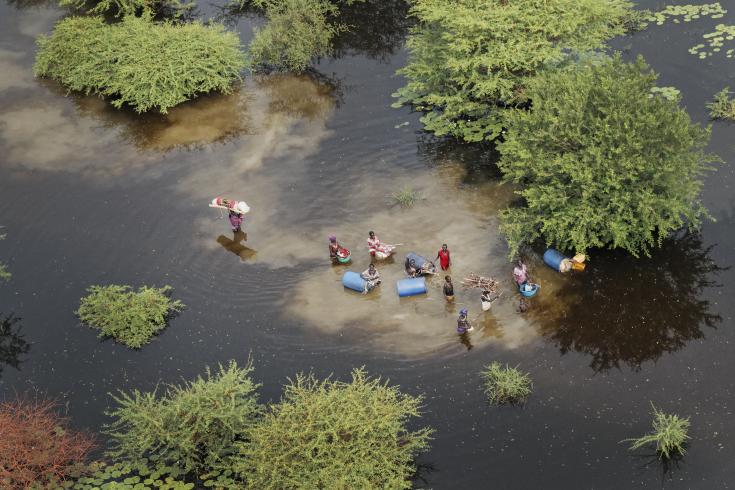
left=328, top=231, right=534, bottom=335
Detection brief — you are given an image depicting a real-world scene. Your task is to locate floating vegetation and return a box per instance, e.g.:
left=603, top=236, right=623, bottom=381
left=690, top=24, right=735, bottom=59
left=626, top=404, right=690, bottom=459
left=645, top=3, right=726, bottom=27
left=649, top=86, right=681, bottom=101
left=391, top=186, right=422, bottom=208
left=480, top=362, right=532, bottom=405
left=707, top=87, right=735, bottom=120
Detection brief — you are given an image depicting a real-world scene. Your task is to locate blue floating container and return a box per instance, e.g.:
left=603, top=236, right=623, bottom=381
left=396, top=277, right=427, bottom=297
left=543, top=248, right=571, bottom=272
left=406, top=252, right=427, bottom=269
left=342, top=271, right=366, bottom=292
left=519, top=283, right=539, bottom=298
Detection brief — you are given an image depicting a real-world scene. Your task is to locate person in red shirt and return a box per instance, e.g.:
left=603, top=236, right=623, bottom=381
left=436, top=243, right=451, bottom=270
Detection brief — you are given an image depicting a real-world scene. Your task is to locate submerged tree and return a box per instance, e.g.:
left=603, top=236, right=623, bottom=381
left=237, top=368, right=433, bottom=489
left=498, top=55, right=718, bottom=257
left=392, top=0, right=635, bottom=142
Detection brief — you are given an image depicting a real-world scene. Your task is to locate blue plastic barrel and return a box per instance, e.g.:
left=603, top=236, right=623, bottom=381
left=406, top=252, right=427, bottom=268
left=543, top=248, right=569, bottom=272
left=342, top=271, right=366, bottom=292
left=396, top=277, right=427, bottom=297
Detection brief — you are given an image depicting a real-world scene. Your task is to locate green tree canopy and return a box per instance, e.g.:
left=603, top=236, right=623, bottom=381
left=35, top=16, right=246, bottom=113
left=498, top=55, right=717, bottom=257
left=393, top=0, right=634, bottom=142
left=237, top=368, right=433, bottom=489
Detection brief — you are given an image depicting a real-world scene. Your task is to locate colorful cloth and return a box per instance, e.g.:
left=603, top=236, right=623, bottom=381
left=513, top=264, right=528, bottom=285
left=367, top=236, right=381, bottom=255
left=228, top=212, right=243, bottom=231
left=456, top=316, right=471, bottom=334
left=437, top=249, right=451, bottom=270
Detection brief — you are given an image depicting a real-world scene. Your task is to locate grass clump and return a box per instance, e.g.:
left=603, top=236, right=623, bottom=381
left=481, top=362, right=532, bottom=404
left=34, top=16, right=246, bottom=113
left=392, top=185, right=422, bottom=208
left=626, top=404, right=690, bottom=459
left=76, top=284, right=184, bottom=348
left=707, top=87, right=735, bottom=121
left=237, top=368, right=433, bottom=489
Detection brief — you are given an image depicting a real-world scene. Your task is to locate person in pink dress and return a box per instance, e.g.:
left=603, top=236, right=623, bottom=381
left=436, top=243, right=451, bottom=270
left=513, top=259, right=529, bottom=286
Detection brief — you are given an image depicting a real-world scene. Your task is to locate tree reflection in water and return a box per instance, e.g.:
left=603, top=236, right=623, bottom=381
left=0, top=313, right=30, bottom=378
left=535, top=232, right=723, bottom=372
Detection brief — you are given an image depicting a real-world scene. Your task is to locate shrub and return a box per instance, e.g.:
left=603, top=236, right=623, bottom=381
left=58, top=0, right=194, bottom=17
left=392, top=0, right=634, bottom=142
left=35, top=16, right=246, bottom=113
left=480, top=362, right=532, bottom=405
left=249, top=0, right=341, bottom=73
left=0, top=397, right=95, bottom=488
left=76, top=284, right=184, bottom=348
left=498, top=55, right=717, bottom=257
left=237, top=368, right=433, bottom=489
left=105, top=361, right=261, bottom=477
left=391, top=185, right=422, bottom=208
left=626, top=404, right=690, bottom=459
left=707, top=87, right=735, bottom=121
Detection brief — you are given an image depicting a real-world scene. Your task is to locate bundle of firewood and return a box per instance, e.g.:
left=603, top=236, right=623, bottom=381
left=461, top=272, right=499, bottom=292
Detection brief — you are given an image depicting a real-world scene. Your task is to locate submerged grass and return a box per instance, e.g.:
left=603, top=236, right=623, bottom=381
left=626, top=404, right=690, bottom=459
left=480, top=362, right=532, bottom=405
left=391, top=186, right=422, bottom=208
left=707, top=87, right=735, bottom=120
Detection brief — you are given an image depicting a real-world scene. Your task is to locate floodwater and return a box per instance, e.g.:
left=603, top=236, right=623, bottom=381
left=1, top=0, right=734, bottom=488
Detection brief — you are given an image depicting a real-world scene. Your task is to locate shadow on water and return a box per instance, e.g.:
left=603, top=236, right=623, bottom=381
left=0, top=313, right=30, bottom=379
left=534, top=231, right=724, bottom=373
left=331, top=0, right=412, bottom=61
left=217, top=231, right=257, bottom=261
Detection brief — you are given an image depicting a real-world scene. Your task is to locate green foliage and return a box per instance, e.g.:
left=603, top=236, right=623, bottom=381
left=391, top=185, right=422, bottom=208
left=76, top=284, right=184, bottom=348
left=249, top=0, right=342, bottom=73
left=480, top=362, right=532, bottom=405
left=58, top=0, right=194, bottom=17
left=707, top=87, right=735, bottom=120
left=646, top=3, right=725, bottom=26
left=626, top=404, right=690, bottom=459
left=498, top=55, right=717, bottom=257
left=690, top=24, right=735, bottom=59
left=237, top=368, right=433, bottom=489
left=649, top=86, right=681, bottom=102
left=71, top=461, right=193, bottom=489
left=105, top=361, right=261, bottom=478
left=392, top=0, right=634, bottom=142
left=34, top=16, right=246, bottom=113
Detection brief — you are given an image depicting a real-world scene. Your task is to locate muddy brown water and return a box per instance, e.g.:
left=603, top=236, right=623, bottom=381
left=1, top=1, right=734, bottom=488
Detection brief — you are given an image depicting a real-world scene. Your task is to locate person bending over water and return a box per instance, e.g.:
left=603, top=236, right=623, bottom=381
left=456, top=308, right=473, bottom=333
left=443, top=276, right=454, bottom=301
left=405, top=258, right=419, bottom=277
left=513, top=259, right=529, bottom=287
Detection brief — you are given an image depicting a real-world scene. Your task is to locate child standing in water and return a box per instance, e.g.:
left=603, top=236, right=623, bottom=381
left=436, top=244, right=451, bottom=271
left=443, top=276, right=455, bottom=301
left=456, top=308, right=473, bottom=333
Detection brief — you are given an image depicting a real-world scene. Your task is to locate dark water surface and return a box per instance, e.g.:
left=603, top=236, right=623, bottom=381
left=1, top=1, right=735, bottom=488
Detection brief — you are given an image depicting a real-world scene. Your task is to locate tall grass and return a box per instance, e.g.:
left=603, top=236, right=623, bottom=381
left=480, top=362, right=532, bottom=405
left=626, top=404, right=690, bottom=459
left=391, top=186, right=422, bottom=208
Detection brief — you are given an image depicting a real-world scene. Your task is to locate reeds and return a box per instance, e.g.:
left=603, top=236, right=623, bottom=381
left=480, top=362, right=532, bottom=405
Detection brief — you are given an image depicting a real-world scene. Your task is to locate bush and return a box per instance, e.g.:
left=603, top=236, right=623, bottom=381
left=707, top=87, right=735, bottom=121
left=237, top=368, right=433, bottom=489
left=0, top=397, right=95, bottom=488
left=480, top=362, right=532, bottom=405
left=105, top=361, right=261, bottom=477
left=76, top=284, right=184, bottom=348
left=392, top=0, right=634, bottom=142
left=58, top=0, right=194, bottom=17
left=498, top=55, right=717, bottom=257
left=35, top=16, right=246, bottom=113
left=626, top=404, right=690, bottom=459
left=249, top=0, right=341, bottom=73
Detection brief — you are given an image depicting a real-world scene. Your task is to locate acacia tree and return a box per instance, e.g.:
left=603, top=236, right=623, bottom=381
left=392, top=0, right=635, bottom=142
left=498, top=55, right=718, bottom=257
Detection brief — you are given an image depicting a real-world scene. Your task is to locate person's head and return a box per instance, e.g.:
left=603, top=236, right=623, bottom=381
left=445, top=275, right=452, bottom=283
left=442, top=244, right=448, bottom=251
left=368, top=263, right=376, bottom=272
left=329, top=235, right=337, bottom=243
left=410, top=259, right=416, bottom=267
left=460, top=308, right=468, bottom=317
left=482, top=289, right=489, bottom=295
left=369, top=231, right=375, bottom=239
left=517, top=258, right=524, bottom=267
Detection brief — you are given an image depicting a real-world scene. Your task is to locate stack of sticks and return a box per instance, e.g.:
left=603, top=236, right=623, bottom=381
left=461, top=272, right=499, bottom=293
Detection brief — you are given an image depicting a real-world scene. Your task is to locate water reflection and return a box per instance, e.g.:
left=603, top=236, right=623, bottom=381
left=536, top=232, right=722, bottom=372
left=0, top=313, right=30, bottom=378
left=332, top=0, right=412, bottom=61
left=217, top=231, right=257, bottom=261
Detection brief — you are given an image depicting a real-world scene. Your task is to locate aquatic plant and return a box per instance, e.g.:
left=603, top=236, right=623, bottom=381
left=76, top=284, right=184, bottom=348
left=646, top=3, right=725, bottom=27
left=498, top=54, right=717, bottom=257
left=626, top=404, right=690, bottom=459
left=249, top=0, right=342, bottom=73
left=707, top=88, right=735, bottom=120
left=392, top=0, right=635, bottom=142
left=105, top=361, right=261, bottom=477
left=480, top=362, right=532, bottom=405
left=690, top=24, right=735, bottom=59
left=58, top=0, right=194, bottom=17
left=392, top=185, right=422, bottom=208
left=0, top=397, right=96, bottom=488
left=34, top=16, right=246, bottom=113
left=237, top=368, right=433, bottom=489
left=73, top=461, right=195, bottom=489
left=649, top=86, right=681, bottom=102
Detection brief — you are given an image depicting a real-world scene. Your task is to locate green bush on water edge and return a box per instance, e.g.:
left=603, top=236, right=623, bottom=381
left=76, top=284, right=184, bottom=348
left=497, top=54, right=718, bottom=258
left=625, top=404, right=690, bottom=459
left=480, top=362, right=532, bottom=405
left=58, top=0, right=194, bottom=17
left=707, top=87, right=735, bottom=121
left=34, top=15, right=246, bottom=113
